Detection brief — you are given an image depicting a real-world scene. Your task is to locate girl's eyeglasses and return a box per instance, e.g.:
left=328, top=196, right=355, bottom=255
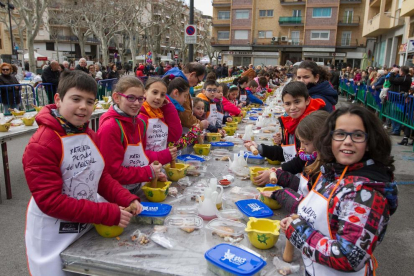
left=331, top=130, right=368, bottom=143
left=117, top=93, right=146, bottom=103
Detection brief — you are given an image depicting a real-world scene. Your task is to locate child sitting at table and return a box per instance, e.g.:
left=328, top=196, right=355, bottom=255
left=23, top=70, right=142, bottom=276
left=244, top=81, right=326, bottom=164
left=220, top=83, right=242, bottom=117
left=227, top=85, right=243, bottom=108
left=215, top=83, right=233, bottom=124
left=196, top=80, right=225, bottom=135
left=97, top=76, right=174, bottom=194
left=192, top=97, right=205, bottom=121
left=245, top=80, right=263, bottom=105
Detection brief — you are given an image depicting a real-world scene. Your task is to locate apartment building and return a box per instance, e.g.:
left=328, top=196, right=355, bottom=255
left=399, top=0, right=414, bottom=67
left=362, top=0, right=412, bottom=67
left=212, top=0, right=367, bottom=68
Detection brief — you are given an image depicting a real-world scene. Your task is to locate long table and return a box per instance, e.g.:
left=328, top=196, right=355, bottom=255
left=0, top=109, right=107, bottom=203
left=60, top=118, right=305, bottom=276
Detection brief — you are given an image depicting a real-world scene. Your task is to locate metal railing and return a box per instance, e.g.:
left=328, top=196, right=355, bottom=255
left=97, top=79, right=118, bottom=100
left=35, top=83, right=57, bottom=107
left=280, top=0, right=306, bottom=4
left=0, top=84, right=37, bottom=114
left=338, top=16, right=360, bottom=25
left=278, top=16, right=303, bottom=25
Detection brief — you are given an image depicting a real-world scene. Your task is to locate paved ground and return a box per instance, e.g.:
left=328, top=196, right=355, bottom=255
left=0, top=96, right=413, bottom=275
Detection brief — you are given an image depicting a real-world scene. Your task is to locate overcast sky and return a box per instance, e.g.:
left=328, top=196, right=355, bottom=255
left=185, top=0, right=212, bottom=16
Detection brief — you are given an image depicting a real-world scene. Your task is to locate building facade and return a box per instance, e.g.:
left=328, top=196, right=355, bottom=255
left=212, top=0, right=368, bottom=68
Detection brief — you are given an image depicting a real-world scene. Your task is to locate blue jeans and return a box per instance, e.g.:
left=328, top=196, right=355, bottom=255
left=392, top=121, right=401, bottom=134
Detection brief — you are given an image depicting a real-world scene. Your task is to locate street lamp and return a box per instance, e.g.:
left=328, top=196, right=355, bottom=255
left=0, top=0, right=16, bottom=55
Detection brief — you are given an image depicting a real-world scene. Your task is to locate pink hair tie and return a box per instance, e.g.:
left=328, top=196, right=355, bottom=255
left=169, top=74, right=175, bottom=80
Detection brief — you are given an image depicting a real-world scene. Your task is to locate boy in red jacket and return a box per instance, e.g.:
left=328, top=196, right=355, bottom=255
left=23, top=70, right=142, bottom=276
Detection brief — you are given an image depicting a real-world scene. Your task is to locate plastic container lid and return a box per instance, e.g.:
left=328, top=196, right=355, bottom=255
left=235, top=199, right=273, bottom=219
left=249, top=117, right=258, bottom=121
left=211, top=142, right=235, bottom=147
left=217, top=209, right=244, bottom=221
left=205, top=243, right=266, bottom=275
left=177, top=154, right=205, bottom=163
left=139, top=202, right=172, bottom=217
left=243, top=152, right=265, bottom=160
left=164, top=214, right=204, bottom=229
left=173, top=205, right=198, bottom=215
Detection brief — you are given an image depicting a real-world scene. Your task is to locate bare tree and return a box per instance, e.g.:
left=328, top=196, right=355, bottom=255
left=13, top=0, right=49, bottom=73
left=0, top=9, right=26, bottom=58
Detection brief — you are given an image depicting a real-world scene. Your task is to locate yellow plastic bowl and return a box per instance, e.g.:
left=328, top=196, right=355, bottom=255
left=22, top=117, right=35, bottom=126
left=34, top=106, right=43, bottom=112
left=11, top=110, right=25, bottom=117
left=164, top=163, right=189, bottom=182
left=242, top=107, right=251, bottom=112
left=206, top=133, right=221, bottom=142
left=141, top=181, right=172, bottom=202
left=101, top=103, right=111, bottom=109
left=266, top=158, right=281, bottom=165
left=223, top=126, right=236, bottom=136
left=245, top=218, right=280, bottom=250
left=232, top=116, right=242, bottom=123
left=226, top=122, right=238, bottom=128
left=0, top=123, right=11, bottom=132
left=94, top=224, right=124, bottom=238
left=103, top=96, right=110, bottom=103
left=193, top=144, right=211, bottom=155
left=257, top=186, right=283, bottom=210
left=249, top=167, right=269, bottom=186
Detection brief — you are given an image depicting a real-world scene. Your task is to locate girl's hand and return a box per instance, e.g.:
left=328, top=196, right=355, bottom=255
left=371, top=85, right=375, bottom=89
left=158, top=172, right=167, bottom=182
left=226, top=117, right=233, bottom=122
left=129, top=200, right=143, bottom=216
left=244, top=141, right=258, bottom=151
left=254, top=170, right=271, bottom=186
left=238, top=103, right=244, bottom=108
left=169, top=147, right=178, bottom=160
left=260, top=191, right=273, bottom=198
left=118, top=207, right=133, bottom=228
left=200, top=120, right=209, bottom=130
left=150, top=162, right=163, bottom=177
left=280, top=216, right=294, bottom=233
left=273, top=133, right=282, bottom=145
left=219, top=129, right=226, bottom=137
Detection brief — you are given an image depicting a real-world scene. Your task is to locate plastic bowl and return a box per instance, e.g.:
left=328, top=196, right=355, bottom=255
left=249, top=167, right=269, bottom=186
left=206, top=133, right=221, bottom=142
left=222, top=126, right=236, bottom=136
left=245, top=218, right=280, bottom=250
left=256, top=186, right=283, bottom=210
left=11, top=110, right=25, bottom=117
left=266, top=158, right=281, bottom=165
left=101, top=103, right=111, bottom=109
left=225, top=122, right=238, bottom=128
left=94, top=224, right=124, bottom=238
left=34, top=106, right=43, bottom=112
left=193, top=144, right=211, bottom=155
left=164, top=163, right=190, bottom=182
left=22, top=117, right=35, bottom=126
left=0, top=123, right=11, bottom=132
left=232, top=116, right=242, bottom=123
left=141, top=181, right=172, bottom=202
left=103, top=96, right=110, bottom=103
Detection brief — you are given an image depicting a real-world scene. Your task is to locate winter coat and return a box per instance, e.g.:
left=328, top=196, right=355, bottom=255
left=75, top=64, right=89, bottom=74
left=23, top=104, right=139, bottom=226
left=373, top=75, right=386, bottom=90
left=41, top=66, right=60, bottom=86
left=0, top=74, right=21, bottom=105
left=108, top=70, right=120, bottom=79
left=308, top=81, right=338, bottom=112
left=136, top=65, right=145, bottom=77
left=222, top=96, right=241, bottom=116
left=245, top=87, right=263, bottom=105
left=389, top=73, right=412, bottom=93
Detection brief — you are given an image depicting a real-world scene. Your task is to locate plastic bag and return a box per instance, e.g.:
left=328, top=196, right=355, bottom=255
left=228, top=151, right=249, bottom=177
left=272, top=257, right=300, bottom=275
left=242, top=124, right=254, bottom=141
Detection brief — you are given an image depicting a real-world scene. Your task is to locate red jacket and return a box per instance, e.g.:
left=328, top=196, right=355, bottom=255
left=222, top=97, right=241, bottom=116
left=136, top=65, right=145, bottom=77
left=139, top=100, right=183, bottom=145
left=97, top=106, right=172, bottom=185
left=22, top=104, right=139, bottom=226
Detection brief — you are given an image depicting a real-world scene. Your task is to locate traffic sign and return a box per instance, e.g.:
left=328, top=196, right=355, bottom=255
left=174, top=54, right=178, bottom=59
left=218, top=56, right=222, bottom=60
left=37, top=57, right=47, bottom=61
left=185, top=24, right=197, bottom=44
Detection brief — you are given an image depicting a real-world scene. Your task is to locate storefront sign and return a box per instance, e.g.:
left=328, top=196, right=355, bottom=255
left=253, top=52, right=279, bottom=56
left=304, top=52, right=346, bottom=57
left=222, top=51, right=252, bottom=55
left=399, top=43, right=407, bottom=53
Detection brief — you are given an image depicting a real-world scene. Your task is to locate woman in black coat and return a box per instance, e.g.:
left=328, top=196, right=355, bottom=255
left=107, top=64, right=120, bottom=79
left=0, top=62, right=21, bottom=112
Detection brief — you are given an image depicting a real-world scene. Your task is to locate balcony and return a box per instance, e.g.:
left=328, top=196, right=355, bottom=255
left=336, top=39, right=360, bottom=48
left=401, top=0, right=414, bottom=17
left=363, top=12, right=392, bottom=36
left=279, top=16, right=303, bottom=26
left=370, top=0, right=380, bottom=7
left=212, top=0, right=231, bottom=7
left=211, top=36, right=230, bottom=46
left=212, top=17, right=231, bottom=27
left=338, top=16, right=360, bottom=26
left=48, top=19, right=65, bottom=27
left=340, top=0, right=362, bottom=4
left=257, top=37, right=303, bottom=47
left=280, top=0, right=306, bottom=6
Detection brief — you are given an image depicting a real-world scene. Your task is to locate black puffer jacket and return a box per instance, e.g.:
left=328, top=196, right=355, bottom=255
left=389, top=73, right=412, bottom=93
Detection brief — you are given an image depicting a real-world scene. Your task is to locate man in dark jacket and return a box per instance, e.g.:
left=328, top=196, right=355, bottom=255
left=41, top=60, right=60, bottom=104
left=75, top=58, right=89, bottom=73
left=389, top=66, right=411, bottom=93
left=330, top=66, right=340, bottom=93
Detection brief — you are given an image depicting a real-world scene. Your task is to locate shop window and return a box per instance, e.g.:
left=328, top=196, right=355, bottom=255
left=312, top=8, right=332, bottom=18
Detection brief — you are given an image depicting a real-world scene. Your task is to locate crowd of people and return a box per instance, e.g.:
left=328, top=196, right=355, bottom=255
left=0, top=57, right=403, bottom=276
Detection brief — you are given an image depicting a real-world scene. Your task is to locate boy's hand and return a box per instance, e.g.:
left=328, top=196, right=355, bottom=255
left=219, top=129, right=226, bottom=137
left=200, top=120, right=209, bottom=130
left=158, top=172, right=167, bottom=182
left=118, top=207, right=133, bottom=228
left=254, top=170, right=271, bottom=186
left=244, top=141, right=258, bottom=151
left=169, top=147, right=178, bottom=160
left=128, top=199, right=143, bottom=215
left=260, top=191, right=274, bottom=198
left=226, top=117, right=233, bottom=122
left=273, top=133, right=282, bottom=145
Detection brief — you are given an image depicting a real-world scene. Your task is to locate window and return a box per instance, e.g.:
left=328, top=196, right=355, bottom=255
left=234, top=30, right=248, bottom=40
left=235, top=10, right=249, bottom=19
left=46, top=42, right=55, bottom=51
left=293, top=10, right=302, bottom=17
left=291, top=31, right=300, bottom=45
left=341, top=31, right=352, bottom=46
left=343, top=9, right=353, bottom=23
left=218, top=11, right=230, bottom=20
left=259, top=10, right=273, bottom=17
left=218, top=31, right=230, bottom=40
left=310, top=30, right=330, bottom=40
left=258, top=31, right=273, bottom=38
left=312, top=8, right=332, bottom=18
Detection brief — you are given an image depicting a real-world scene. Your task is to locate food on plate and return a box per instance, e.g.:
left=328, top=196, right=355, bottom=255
left=263, top=130, right=272, bottom=133
left=219, top=179, right=231, bottom=186
left=180, top=227, right=196, bottom=233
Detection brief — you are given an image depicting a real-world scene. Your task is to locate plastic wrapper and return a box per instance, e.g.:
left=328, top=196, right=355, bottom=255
left=186, top=164, right=207, bottom=176
left=150, top=232, right=175, bottom=249
left=228, top=151, right=249, bottom=177
left=130, top=229, right=150, bottom=245
left=221, top=136, right=244, bottom=145
left=256, top=116, right=272, bottom=127
left=273, top=257, right=300, bottom=275
left=173, top=205, right=198, bottom=215
left=216, top=209, right=243, bottom=221
left=211, top=149, right=231, bottom=157
left=177, top=176, right=192, bottom=186
left=168, top=187, right=178, bottom=197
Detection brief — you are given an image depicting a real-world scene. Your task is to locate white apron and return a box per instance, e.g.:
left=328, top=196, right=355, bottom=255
left=297, top=167, right=368, bottom=276
left=207, top=103, right=218, bottom=126
left=281, top=132, right=297, bottom=162
left=25, top=133, right=105, bottom=276
left=239, top=93, right=247, bottom=103
left=119, top=120, right=150, bottom=191
left=146, top=117, right=168, bottom=152
left=297, top=162, right=310, bottom=196
left=217, top=111, right=224, bottom=125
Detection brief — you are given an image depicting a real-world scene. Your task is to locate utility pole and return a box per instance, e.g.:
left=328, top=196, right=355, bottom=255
left=189, top=0, right=194, bottom=62
left=0, top=0, right=15, bottom=55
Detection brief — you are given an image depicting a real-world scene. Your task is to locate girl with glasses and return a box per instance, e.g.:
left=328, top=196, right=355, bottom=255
left=97, top=76, right=176, bottom=194
left=0, top=62, right=21, bottom=113
left=280, top=105, right=398, bottom=276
